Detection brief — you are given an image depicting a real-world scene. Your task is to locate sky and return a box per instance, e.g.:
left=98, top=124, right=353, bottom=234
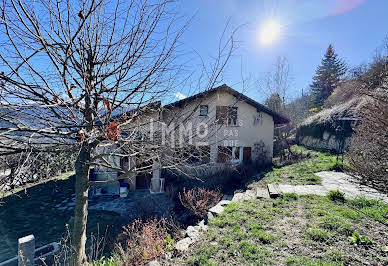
left=174, top=0, right=388, bottom=103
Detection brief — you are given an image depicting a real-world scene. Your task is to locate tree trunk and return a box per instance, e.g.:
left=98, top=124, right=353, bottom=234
left=72, top=144, right=90, bottom=265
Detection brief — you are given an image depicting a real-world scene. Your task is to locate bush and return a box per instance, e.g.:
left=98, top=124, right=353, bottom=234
left=179, top=187, right=222, bottom=218
left=115, top=217, right=170, bottom=265
left=347, top=59, right=388, bottom=193
left=328, top=190, right=345, bottom=202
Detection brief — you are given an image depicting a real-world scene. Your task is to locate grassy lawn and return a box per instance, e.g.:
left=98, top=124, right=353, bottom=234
left=176, top=195, right=388, bottom=265
left=0, top=174, right=130, bottom=262
left=261, top=146, right=339, bottom=185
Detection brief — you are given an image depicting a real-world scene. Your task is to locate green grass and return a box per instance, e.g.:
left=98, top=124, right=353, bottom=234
left=263, top=146, right=338, bottom=185
left=180, top=194, right=388, bottom=265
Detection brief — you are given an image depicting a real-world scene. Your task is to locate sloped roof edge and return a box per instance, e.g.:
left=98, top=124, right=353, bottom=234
left=164, top=84, right=290, bottom=125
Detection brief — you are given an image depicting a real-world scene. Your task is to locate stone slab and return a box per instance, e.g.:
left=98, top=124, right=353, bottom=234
left=256, top=187, right=270, bottom=198
left=209, top=204, right=224, bottom=215
left=232, top=193, right=245, bottom=202
left=267, top=184, right=282, bottom=198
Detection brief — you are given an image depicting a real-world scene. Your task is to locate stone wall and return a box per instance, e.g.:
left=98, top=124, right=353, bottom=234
left=298, top=130, right=351, bottom=152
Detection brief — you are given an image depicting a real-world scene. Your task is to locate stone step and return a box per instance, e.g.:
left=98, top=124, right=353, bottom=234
left=267, top=184, right=281, bottom=198
left=256, top=187, right=270, bottom=198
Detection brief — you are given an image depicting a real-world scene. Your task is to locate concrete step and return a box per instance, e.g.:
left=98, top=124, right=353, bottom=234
left=256, top=187, right=270, bottom=198
left=267, top=184, right=281, bottom=198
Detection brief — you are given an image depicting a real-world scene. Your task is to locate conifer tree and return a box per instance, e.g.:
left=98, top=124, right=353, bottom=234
left=310, top=45, right=346, bottom=106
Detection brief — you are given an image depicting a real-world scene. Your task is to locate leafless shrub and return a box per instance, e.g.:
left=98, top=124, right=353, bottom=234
left=347, top=55, right=388, bottom=192
left=115, top=217, right=170, bottom=266
left=179, top=187, right=221, bottom=218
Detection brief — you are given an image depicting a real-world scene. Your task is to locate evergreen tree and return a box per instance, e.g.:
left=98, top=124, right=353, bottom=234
left=310, top=45, right=346, bottom=107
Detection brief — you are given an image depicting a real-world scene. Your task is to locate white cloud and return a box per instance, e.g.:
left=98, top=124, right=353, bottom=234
left=174, top=92, right=186, bottom=100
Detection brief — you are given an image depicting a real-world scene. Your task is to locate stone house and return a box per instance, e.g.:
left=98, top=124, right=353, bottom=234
left=90, top=84, right=288, bottom=196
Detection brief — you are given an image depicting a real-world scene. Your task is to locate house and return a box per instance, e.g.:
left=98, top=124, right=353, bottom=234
left=90, top=84, right=289, bottom=196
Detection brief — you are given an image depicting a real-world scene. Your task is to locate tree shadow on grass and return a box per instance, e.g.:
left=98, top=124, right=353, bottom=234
left=0, top=175, right=129, bottom=262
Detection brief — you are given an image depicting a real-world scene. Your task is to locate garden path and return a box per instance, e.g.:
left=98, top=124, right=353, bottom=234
left=277, top=171, right=388, bottom=203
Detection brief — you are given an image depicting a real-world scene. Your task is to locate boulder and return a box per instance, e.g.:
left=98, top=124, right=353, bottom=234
left=175, top=237, right=193, bottom=252
left=186, top=226, right=201, bottom=241
left=209, top=204, right=224, bottom=215
left=204, top=212, right=214, bottom=224
left=198, top=220, right=208, bottom=231
left=232, top=192, right=245, bottom=202
left=244, top=190, right=256, bottom=199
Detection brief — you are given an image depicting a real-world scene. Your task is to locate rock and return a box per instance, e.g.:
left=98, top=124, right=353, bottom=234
left=256, top=187, right=270, bottom=198
left=186, top=226, right=200, bottom=241
left=209, top=204, right=224, bottom=215
left=232, top=192, right=245, bottom=202
left=162, top=251, right=173, bottom=260
left=147, top=260, right=160, bottom=266
left=218, top=200, right=231, bottom=206
left=204, top=212, right=214, bottom=224
left=175, top=237, right=193, bottom=252
left=245, top=190, right=256, bottom=199
left=267, top=184, right=281, bottom=198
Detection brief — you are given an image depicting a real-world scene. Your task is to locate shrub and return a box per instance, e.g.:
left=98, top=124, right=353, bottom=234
left=115, top=217, right=170, bottom=265
left=179, top=187, right=222, bottom=218
left=347, top=59, right=388, bottom=193
left=328, top=190, right=345, bottom=202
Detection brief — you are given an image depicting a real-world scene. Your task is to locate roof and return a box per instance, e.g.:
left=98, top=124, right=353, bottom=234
left=164, top=84, right=290, bottom=125
left=299, top=97, right=367, bottom=128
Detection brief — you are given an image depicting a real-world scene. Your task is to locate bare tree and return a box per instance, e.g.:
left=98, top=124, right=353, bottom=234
left=259, top=56, right=292, bottom=111
left=258, top=57, right=295, bottom=159
left=0, top=0, right=236, bottom=264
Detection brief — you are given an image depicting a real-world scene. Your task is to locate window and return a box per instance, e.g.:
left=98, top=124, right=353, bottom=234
left=228, top=107, right=238, bottom=126
left=233, top=147, right=240, bottom=161
left=217, top=146, right=241, bottom=163
left=217, top=146, right=231, bottom=163
left=216, top=106, right=227, bottom=124
left=216, top=106, right=238, bottom=126
left=199, top=105, right=208, bottom=116
left=200, top=145, right=210, bottom=163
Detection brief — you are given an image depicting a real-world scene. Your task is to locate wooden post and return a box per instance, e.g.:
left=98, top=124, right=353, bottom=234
left=18, top=235, right=35, bottom=266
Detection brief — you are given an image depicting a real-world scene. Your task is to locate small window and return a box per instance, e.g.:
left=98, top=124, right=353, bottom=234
left=227, top=107, right=238, bottom=126
left=216, top=106, right=238, bottom=126
left=199, top=105, right=208, bottom=116
left=216, top=106, right=227, bottom=124
left=217, top=146, right=241, bottom=163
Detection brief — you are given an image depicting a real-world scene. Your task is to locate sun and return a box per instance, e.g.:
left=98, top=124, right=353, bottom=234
left=259, top=19, right=282, bottom=45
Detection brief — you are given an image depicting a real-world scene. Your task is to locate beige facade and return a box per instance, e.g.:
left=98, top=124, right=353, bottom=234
left=92, top=85, right=288, bottom=195
left=162, top=90, right=275, bottom=164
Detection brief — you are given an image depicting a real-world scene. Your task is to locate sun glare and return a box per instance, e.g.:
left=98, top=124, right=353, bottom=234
left=259, top=19, right=282, bottom=45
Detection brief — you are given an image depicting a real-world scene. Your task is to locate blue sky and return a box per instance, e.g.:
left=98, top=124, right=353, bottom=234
left=174, top=0, right=388, bottom=103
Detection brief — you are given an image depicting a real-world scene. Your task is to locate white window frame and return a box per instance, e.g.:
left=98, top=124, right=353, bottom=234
left=230, top=146, right=242, bottom=163
left=199, top=105, right=208, bottom=116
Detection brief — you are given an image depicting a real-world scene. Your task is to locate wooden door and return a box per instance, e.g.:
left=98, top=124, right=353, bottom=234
left=243, top=147, right=252, bottom=162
